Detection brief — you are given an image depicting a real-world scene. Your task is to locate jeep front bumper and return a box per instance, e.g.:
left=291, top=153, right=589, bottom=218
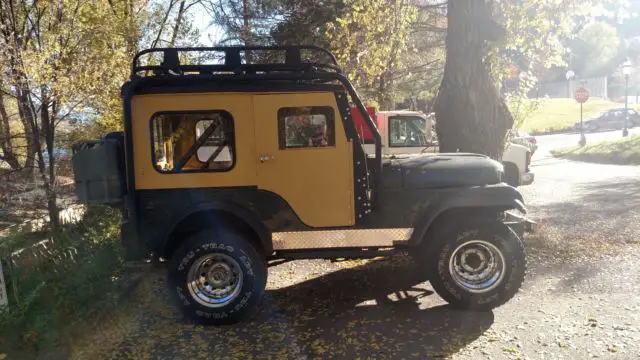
left=505, top=210, right=537, bottom=235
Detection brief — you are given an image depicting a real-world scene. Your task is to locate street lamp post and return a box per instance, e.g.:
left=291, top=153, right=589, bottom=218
left=622, top=60, right=633, bottom=137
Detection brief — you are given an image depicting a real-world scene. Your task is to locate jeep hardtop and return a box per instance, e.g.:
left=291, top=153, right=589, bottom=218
left=71, top=46, right=535, bottom=325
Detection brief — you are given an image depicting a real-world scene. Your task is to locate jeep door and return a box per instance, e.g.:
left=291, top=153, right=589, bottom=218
left=253, top=92, right=355, bottom=228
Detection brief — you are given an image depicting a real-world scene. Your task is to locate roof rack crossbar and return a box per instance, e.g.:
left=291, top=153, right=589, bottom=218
left=133, top=62, right=340, bottom=75
left=132, top=45, right=340, bottom=79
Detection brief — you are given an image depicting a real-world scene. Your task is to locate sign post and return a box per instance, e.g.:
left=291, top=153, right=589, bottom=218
left=575, top=87, right=589, bottom=147
left=0, top=260, right=8, bottom=307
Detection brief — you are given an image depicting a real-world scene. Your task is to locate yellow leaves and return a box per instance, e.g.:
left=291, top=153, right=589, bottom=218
left=311, top=338, right=329, bottom=355
left=326, top=0, right=417, bottom=91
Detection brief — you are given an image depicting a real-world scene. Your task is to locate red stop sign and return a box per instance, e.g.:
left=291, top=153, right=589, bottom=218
left=575, top=87, right=589, bottom=103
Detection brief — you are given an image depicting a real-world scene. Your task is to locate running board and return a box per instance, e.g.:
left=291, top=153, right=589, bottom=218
left=271, top=228, right=413, bottom=250
left=270, top=247, right=402, bottom=262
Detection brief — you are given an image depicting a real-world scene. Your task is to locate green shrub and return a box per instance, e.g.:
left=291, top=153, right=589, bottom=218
left=0, top=205, right=123, bottom=355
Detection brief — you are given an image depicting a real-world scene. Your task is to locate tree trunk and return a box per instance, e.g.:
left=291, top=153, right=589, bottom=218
left=433, top=0, right=513, bottom=159
left=37, top=92, right=60, bottom=231
left=0, top=6, right=37, bottom=170
left=15, top=83, right=38, bottom=171
left=150, top=0, right=177, bottom=48
left=377, top=74, right=389, bottom=110
left=0, top=89, right=21, bottom=169
left=122, top=0, right=138, bottom=56
left=169, top=0, right=187, bottom=47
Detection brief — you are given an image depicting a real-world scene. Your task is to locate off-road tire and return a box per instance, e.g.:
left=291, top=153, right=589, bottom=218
left=168, top=228, right=267, bottom=325
left=428, top=218, right=526, bottom=311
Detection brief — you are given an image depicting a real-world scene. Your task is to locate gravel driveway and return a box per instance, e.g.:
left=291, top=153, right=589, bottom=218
left=69, top=150, right=640, bottom=360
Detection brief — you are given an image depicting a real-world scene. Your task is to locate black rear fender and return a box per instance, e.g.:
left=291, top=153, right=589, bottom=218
left=161, top=201, right=272, bottom=259
left=409, top=184, right=525, bottom=246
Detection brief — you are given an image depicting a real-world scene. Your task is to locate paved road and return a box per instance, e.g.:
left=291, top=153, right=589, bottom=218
left=68, top=146, right=640, bottom=360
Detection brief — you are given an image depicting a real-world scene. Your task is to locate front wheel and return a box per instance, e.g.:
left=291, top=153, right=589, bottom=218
left=168, top=228, right=267, bottom=325
left=427, top=218, right=526, bottom=311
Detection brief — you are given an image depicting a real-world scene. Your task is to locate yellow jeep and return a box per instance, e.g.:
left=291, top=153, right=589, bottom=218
left=71, top=46, right=533, bottom=325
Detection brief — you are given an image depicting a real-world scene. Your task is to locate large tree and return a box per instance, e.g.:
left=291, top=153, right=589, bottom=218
left=434, top=0, right=607, bottom=158
left=434, top=0, right=512, bottom=158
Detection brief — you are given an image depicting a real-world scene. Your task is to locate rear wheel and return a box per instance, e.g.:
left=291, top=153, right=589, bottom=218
left=427, top=218, right=526, bottom=311
left=168, top=228, right=267, bottom=325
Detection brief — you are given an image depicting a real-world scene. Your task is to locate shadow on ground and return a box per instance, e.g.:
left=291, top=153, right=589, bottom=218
left=73, top=256, right=493, bottom=359
left=522, top=178, right=640, bottom=294
left=533, top=179, right=640, bottom=234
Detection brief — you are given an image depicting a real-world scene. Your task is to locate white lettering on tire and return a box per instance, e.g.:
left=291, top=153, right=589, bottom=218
left=178, top=250, right=195, bottom=271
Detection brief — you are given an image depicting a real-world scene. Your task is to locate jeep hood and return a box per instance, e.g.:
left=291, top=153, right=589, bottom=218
left=380, top=153, right=504, bottom=189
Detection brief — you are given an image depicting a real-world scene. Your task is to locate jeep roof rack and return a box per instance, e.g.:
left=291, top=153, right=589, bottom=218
left=131, top=45, right=343, bottom=79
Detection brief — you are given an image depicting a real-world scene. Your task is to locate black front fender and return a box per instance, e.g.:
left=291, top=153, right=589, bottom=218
left=409, top=184, right=526, bottom=246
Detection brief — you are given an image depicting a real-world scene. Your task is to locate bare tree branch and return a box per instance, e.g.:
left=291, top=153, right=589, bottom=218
left=151, top=0, right=178, bottom=48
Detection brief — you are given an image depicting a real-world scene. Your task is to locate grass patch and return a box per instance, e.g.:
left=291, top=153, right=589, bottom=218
left=0, top=205, right=125, bottom=358
left=551, top=135, right=640, bottom=165
left=516, top=97, right=640, bottom=134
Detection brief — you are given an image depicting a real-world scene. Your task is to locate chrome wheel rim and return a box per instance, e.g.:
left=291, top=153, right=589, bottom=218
left=187, top=253, right=243, bottom=308
left=448, top=240, right=506, bottom=294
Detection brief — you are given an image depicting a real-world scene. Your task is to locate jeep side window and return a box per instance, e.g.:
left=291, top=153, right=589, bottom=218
left=278, top=107, right=335, bottom=149
left=151, top=111, right=235, bottom=172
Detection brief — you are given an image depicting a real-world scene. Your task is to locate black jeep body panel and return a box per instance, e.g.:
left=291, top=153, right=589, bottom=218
left=135, top=182, right=525, bottom=258
left=379, top=153, right=504, bottom=189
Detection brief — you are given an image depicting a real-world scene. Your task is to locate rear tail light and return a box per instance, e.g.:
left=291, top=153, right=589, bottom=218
left=526, top=151, right=531, bottom=172
left=530, top=138, right=537, bottom=144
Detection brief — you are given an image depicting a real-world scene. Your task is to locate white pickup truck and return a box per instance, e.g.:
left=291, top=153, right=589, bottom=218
left=353, top=108, right=534, bottom=187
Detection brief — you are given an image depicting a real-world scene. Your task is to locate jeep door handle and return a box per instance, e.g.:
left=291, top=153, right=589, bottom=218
left=259, top=154, right=275, bottom=162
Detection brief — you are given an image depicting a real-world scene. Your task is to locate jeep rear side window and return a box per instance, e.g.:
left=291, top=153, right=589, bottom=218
left=151, top=111, right=235, bottom=173
left=278, top=107, right=335, bottom=149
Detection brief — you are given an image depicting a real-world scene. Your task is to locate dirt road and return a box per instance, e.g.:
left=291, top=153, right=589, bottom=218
left=69, top=152, right=640, bottom=360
